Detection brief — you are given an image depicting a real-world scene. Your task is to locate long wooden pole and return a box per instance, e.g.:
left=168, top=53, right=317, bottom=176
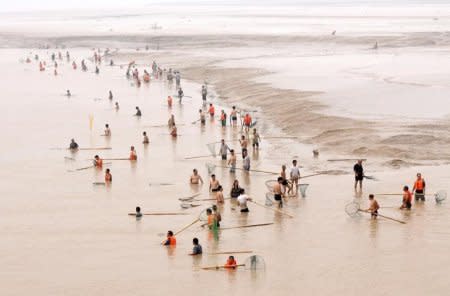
left=220, top=223, right=274, bottom=230
left=358, top=210, right=406, bottom=224
left=249, top=200, right=294, bottom=218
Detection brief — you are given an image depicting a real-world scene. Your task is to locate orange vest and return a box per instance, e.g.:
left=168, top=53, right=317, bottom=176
left=130, top=152, right=137, bottom=160
left=225, top=259, right=237, bottom=267
left=244, top=116, right=251, bottom=125
left=220, top=113, right=226, bottom=121
left=96, top=159, right=103, bottom=167
left=209, top=106, right=215, bottom=114
left=168, top=236, right=176, bottom=245
left=414, top=179, right=424, bottom=190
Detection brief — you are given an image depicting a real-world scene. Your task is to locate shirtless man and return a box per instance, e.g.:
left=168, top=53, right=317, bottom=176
left=142, top=131, right=149, bottom=144
left=69, top=139, right=79, bottom=150
left=230, top=106, right=238, bottom=126
left=239, top=135, right=248, bottom=158
left=228, top=149, right=237, bottom=173
left=216, top=186, right=225, bottom=203
left=199, top=109, right=206, bottom=125
left=190, top=169, right=204, bottom=184
left=93, top=155, right=103, bottom=167
left=104, top=124, right=111, bottom=136
left=209, top=174, right=220, bottom=192
left=251, top=128, right=261, bottom=150
left=366, top=194, right=380, bottom=219
left=170, top=125, right=177, bottom=137
left=273, top=177, right=284, bottom=208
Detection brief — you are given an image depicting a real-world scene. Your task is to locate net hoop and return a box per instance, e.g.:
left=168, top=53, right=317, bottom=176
left=345, top=202, right=361, bottom=217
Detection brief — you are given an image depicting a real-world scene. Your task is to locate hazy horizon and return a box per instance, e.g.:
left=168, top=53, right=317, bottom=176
left=2, top=0, right=450, bottom=13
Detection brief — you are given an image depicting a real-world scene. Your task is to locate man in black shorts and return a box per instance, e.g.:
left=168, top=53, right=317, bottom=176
left=353, top=160, right=364, bottom=191
left=273, top=177, right=284, bottom=208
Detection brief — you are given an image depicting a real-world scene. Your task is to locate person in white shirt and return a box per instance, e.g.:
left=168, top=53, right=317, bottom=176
left=104, top=124, right=111, bottom=136
left=237, top=190, right=252, bottom=212
left=290, top=159, right=301, bottom=195
left=219, top=139, right=230, bottom=160
left=243, top=150, right=250, bottom=171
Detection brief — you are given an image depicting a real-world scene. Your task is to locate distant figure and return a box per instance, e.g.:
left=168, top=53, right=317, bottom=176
left=237, top=190, right=252, bottom=212
left=243, top=150, right=251, bottom=171
left=135, top=106, right=142, bottom=117
left=219, top=139, right=230, bottom=160
left=412, top=173, right=426, bottom=201
left=66, top=90, right=71, bottom=97
left=129, top=146, right=137, bottom=160
left=228, top=150, right=237, bottom=173
left=230, top=179, right=243, bottom=198
left=239, top=135, right=248, bottom=157
left=95, top=66, right=99, bottom=74
left=353, top=160, right=364, bottom=191
left=366, top=194, right=380, bottom=219
left=178, top=88, right=184, bottom=100
left=209, top=174, right=220, bottom=192
left=167, top=96, right=173, bottom=107
left=110, top=60, right=114, bottom=66
left=332, top=30, right=336, bottom=35
left=190, top=169, right=204, bottom=184
left=108, top=90, right=113, bottom=100
left=135, top=206, right=142, bottom=218
left=230, top=106, right=238, bottom=126
left=69, top=139, right=79, bottom=150
left=252, top=128, right=261, bottom=150
left=290, top=160, right=300, bottom=195
left=199, top=109, right=206, bottom=125
left=243, top=113, right=252, bottom=132
left=168, top=114, right=176, bottom=128
left=373, top=42, right=378, bottom=50
left=163, top=231, right=176, bottom=246
left=201, top=85, right=207, bottom=101
left=273, top=177, right=284, bottom=208
left=225, top=256, right=237, bottom=268
left=208, top=104, right=215, bottom=117
left=170, top=125, right=177, bottom=137
left=105, top=168, right=112, bottom=183
left=216, top=186, right=225, bottom=204
left=175, top=72, right=181, bottom=88
left=220, top=110, right=227, bottom=127
left=400, top=186, right=412, bottom=210
left=93, top=155, right=103, bottom=167
left=115, top=102, right=119, bottom=111
left=104, top=124, right=111, bottom=136
left=72, top=61, right=77, bottom=70
left=189, top=238, right=202, bottom=255
left=142, top=131, right=149, bottom=144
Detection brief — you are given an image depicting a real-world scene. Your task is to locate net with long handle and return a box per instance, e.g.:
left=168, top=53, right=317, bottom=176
left=298, top=183, right=309, bottom=198
left=206, top=143, right=217, bottom=157
left=435, top=190, right=447, bottom=203
left=244, top=255, right=265, bottom=270
left=265, top=192, right=274, bottom=206
left=265, top=180, right=277, bottom=192
left=345, top=202, right=361, bottom=217
left=206, top=163, right=216, bottom=175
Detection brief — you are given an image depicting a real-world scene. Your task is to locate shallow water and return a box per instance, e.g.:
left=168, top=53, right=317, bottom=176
left=1, top=47, right=450, bottom=296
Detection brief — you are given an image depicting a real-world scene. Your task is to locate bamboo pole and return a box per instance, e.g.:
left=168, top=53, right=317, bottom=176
left=249, top=200, right=294, bottom=218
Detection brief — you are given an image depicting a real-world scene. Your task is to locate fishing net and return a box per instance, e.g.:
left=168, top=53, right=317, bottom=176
left=265, top=180, right=277, bottom=192
left=345, top=202, right=361, bottom=217
left=206, top=163, right=216, bottom=175
left=435, top=190, right=447, bottom=203
left=206, top=143, right=217, bottom=157
left=265, top=192, right=274, bottom=206
left=244, top=255, right=265, bottom=270
left=298, top=184, right=309, bottom=198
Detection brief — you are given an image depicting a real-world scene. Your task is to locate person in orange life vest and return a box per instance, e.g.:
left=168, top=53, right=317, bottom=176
left=105, top=168, right=112, bottom=183
left=167, top=96, right=173, bottom=107
left=129, top=146, right=137, bottom=160
left=243, top=113, right=252, bottom=132
left=93, top=155, right=103, bottom=167
left=224, top=256, right=237, bottom=268
left=412, top=173, right=426, bottom=201
left=400, top=185, right=412, bottom=210
left=209, top=104, right=215, bottom=118
left=163, top=231, right=176, bottom=246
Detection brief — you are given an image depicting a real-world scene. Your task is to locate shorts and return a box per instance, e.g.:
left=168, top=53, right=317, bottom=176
left=221, top=154, right=227, bottom=160
left=221, top=120, right=226, bottom=127
left=230, top=164, right=236, bottom=173
left=371, top=210, right=378, bottom=218
left=274, top=194, right=282, bottom=201
left=415, top=191, right=425, bottom=201
left=202, top=94, right=206, bottom=100
left=405, top=201, right=412, bottom=209
left=211, top=188, right=219, bottom=192
left=282, top=180, right=288, bottom=186
left=355, top=175, right=363, bottom=181
left=241, top=208, right=249, bottom=213
left=201, top=119, right=206, bottom=125
left=252, top=142, right=259, bottom=148
left=232, top=116, right=237, bottom=121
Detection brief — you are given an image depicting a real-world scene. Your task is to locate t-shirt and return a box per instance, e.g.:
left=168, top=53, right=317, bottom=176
left=243, top=156, right=250, bottom=170
left=354, top=164, right=363, bottom=177
left=220, top=144, right=229, bottom=156
left=237, top=194, right=249, bottom=209
left=192, top=244, right=203, bottom=255
left=290, top=166, right=300, bottom=178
